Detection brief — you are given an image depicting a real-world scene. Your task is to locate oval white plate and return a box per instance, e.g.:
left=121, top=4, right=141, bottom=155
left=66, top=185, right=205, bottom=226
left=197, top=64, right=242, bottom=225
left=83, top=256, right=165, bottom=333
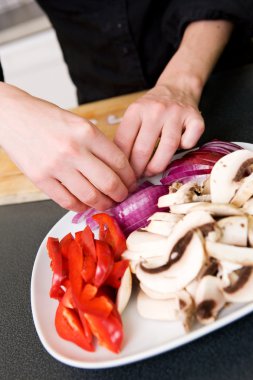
left=31, top=142, right=253, bottom=369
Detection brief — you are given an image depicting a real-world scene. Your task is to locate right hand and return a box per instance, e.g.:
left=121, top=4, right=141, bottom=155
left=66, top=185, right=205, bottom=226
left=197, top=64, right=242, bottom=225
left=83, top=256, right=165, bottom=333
left=0, top=83, right=136, bottom=212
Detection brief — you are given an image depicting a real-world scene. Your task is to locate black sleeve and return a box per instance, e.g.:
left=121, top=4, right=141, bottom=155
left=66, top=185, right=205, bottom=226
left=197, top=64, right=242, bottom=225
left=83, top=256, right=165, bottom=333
left=163, top=0, right=253, bottom=49
left=0, top=62, right=4, bottom=82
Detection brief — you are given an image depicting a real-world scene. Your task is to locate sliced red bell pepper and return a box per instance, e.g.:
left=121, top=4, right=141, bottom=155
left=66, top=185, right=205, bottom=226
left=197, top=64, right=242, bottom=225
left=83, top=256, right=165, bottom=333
left=68, top=240, right=112, bottom=317
left=92, top=213, right=127, bottom=260
left=93, top=240, right=114, bottom=287
left=76, top=226, right=97, bottom=283
left=60, top=233, right=74, bottom=259
left=47, top=237, right=67, bottom=300
left=55, top=300, right=94, bottom=352
left=61, top=285, right=75, bottom=309
left=105, top=260, right=129, bottom=288
left=78, top=310, right=93, bottom=344
left=85, top=305, right=123, bottom=354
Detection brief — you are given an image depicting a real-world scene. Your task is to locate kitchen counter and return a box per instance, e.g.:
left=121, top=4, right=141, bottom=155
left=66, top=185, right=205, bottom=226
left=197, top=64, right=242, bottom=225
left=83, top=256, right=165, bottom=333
left=1, top=64, right=253, bottom=380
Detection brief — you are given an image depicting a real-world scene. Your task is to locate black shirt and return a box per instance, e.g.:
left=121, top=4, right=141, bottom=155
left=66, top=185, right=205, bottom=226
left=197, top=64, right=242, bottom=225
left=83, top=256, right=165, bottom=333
left=1, top=0, right=253, bottom=104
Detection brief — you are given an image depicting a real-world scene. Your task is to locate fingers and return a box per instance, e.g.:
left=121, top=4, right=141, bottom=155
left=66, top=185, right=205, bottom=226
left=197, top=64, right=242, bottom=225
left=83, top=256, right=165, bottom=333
left=115, top=99, right=204, bottom=179
left=180, top=114, right=205, bottom=149
left=89, top=127, right=137, bottom=191
left=57, top=169, right=115, bottom=210
left=36, top=178, right=89, bottom=212
left=144, top=122, right=181, bottom=177
left=127, top=111, right=162, bottom=178
left=114, top=106, right=141, bottom=159
left=144, top=113, right=205, bottom=176
left=74, top=153, right=129, bottom=203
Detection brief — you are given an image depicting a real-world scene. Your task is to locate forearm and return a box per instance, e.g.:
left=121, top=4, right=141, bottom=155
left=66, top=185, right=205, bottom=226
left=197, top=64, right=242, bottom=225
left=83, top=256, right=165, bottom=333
left=157, top=20, right=234, bottom=103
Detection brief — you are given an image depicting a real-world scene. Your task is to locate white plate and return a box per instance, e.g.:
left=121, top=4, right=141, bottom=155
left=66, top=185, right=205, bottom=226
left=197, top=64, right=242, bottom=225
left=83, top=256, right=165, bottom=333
left=31, top=142, right=253, bottom=369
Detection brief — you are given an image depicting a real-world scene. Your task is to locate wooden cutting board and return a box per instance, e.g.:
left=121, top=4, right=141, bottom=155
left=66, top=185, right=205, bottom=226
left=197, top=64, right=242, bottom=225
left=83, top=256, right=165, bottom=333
left=0, top=91, right=144, bottom=205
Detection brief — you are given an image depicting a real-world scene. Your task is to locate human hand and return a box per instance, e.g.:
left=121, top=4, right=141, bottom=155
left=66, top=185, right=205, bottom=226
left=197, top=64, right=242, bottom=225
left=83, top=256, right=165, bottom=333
left=0, top=83, right=136, bottom=212
left=114, top=83, right=204, bottom=178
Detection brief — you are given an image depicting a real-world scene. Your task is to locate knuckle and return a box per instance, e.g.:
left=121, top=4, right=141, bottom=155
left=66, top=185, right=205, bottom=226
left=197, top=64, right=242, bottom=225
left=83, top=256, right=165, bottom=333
left=58, top=196, right=77, bottom=211
left=83, top=188, right=99, bottom=205
left=114, top=151, right=128, bottom=170
left=133, top=146, right=150, bottom=160
left=161, top=135, right=179, bottom=151
left=103, top=175, right=119, bottom=194
left=81, top=122, right=97, bottom=140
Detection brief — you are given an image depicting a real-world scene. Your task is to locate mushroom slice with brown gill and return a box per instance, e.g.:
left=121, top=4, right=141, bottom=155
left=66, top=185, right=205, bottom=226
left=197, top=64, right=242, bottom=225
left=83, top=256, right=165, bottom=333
left=222, top=266, right=253, bottom=303
left=205, top=241, right=253, bottom=266
left=210, top=149, right=253, bottom=204
left=217, top=260, right=242, bottom=287
left=217, top=216, right=248, bottom=246
left=135, top=229, right=205, bottom=294
left=141, top=212, right=182, bottom=236
left=122, top=249, right=169, bottom=273
left=137, top=289, right=194, bottom=331
left=195, top=275, right=225, bottom=325
left=158, top=181, right=200, bottom=207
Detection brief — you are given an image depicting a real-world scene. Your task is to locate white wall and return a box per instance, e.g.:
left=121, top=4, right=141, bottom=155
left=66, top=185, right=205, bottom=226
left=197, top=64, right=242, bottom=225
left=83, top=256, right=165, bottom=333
left=0, top=29, right=78, bottom=109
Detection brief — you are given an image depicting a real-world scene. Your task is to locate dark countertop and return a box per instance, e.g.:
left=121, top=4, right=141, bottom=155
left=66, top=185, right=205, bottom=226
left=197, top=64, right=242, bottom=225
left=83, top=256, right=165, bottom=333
left=1, top=64, right=253, bottom=380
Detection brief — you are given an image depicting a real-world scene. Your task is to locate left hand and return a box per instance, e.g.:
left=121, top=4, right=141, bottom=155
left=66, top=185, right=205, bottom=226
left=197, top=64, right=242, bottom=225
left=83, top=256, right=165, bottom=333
left=114, top=84, right=204, bottom=178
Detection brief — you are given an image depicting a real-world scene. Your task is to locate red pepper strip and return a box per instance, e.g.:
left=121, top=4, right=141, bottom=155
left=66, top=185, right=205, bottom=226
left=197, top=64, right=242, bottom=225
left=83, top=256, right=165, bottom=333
left=55, top=300, right=95, bottom=352
left=85, top=305, right=123, bottom=354
left=60, top=233, right=74, bottom=259
left=68, top=240, right=113, bottom=317
left=61, top=285, right=75, bottom=309
left=93, top=240, right=114, bottom=288
left=105, top=260, right=129, bottom=289
left=47, top=237, right=67, bottom=300
left=92, top=213, right=127, bottom=260
left=76, top=226, right=97, bottom=283
left=78, top=310, right=93, bottom=344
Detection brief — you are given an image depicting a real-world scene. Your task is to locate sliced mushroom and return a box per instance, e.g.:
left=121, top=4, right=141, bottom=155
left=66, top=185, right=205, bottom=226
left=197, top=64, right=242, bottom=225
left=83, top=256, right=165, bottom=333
left=137, top=289, right=194, bottom=331
left=140, top=282, right=179, bottom=300
left=116, top=267, right=132, bottom=313
left=243, top=198, right=253, bottom=214
left=195, top=275, right=225, bottom=325
left=122, top=249, right=169, bottom=273
left=222, top=266, right=253, bottom=303
left=158, top=181, right=199, bottom=207
left=126, top=230, right=168, bottom=252
left=186, top=202, right=244, bottom=217
left=210, top=149, right=253, bottom=203
left=217, top=260, right=242, bottom=287
left=143, top=212, right=182, bottom=236
left=192, top=194, right=211, bottom=202
left=168, top=202, right=208, bottom=214
left=137, top=289, right=179, bottom=321
left=217, top=216, right=248, bottom=246
left=205, top=241, right=253, bottom=266
left=248, top=215, right=253, bottom=247
left=147, top=212, right=183, bottom=223
left=135, top=230, right=206, bottom=293
left=230, top=173, right=253, bottom=207
left=169, top=202, right=243, bottom=216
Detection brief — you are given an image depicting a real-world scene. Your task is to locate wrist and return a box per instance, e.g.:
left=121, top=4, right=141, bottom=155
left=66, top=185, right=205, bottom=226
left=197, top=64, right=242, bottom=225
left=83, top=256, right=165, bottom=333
left=156, top=69, right=204, bottom=104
